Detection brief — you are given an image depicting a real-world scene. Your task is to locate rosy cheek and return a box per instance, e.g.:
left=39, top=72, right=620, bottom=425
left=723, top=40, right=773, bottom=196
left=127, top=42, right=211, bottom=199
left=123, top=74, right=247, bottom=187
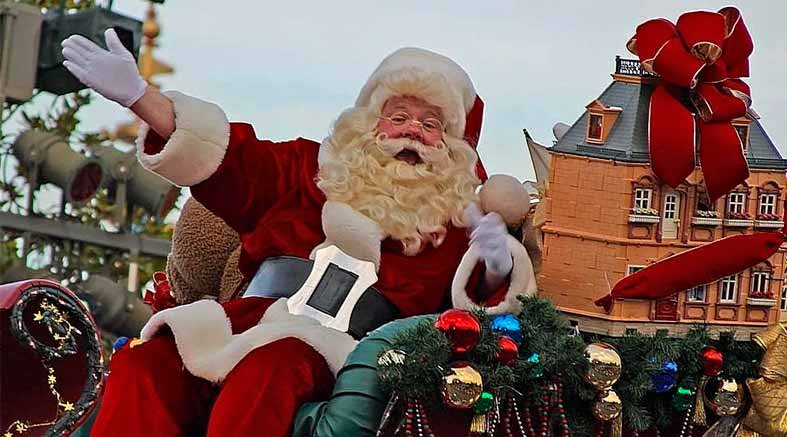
left=423, top=132, right=444, bottom=147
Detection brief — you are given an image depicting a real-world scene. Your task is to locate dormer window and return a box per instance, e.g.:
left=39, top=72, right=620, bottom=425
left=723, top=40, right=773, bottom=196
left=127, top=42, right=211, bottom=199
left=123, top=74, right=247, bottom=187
left=588, top=114, right=603, bottom=141
left=585, top=100, right=622, bottom=144
left=734, top=124, right=750, bottom=151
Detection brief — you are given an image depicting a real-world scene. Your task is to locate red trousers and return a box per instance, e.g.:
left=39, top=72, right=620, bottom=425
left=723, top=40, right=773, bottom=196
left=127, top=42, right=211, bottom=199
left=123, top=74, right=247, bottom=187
left=91, top=298, right=335, bottom=437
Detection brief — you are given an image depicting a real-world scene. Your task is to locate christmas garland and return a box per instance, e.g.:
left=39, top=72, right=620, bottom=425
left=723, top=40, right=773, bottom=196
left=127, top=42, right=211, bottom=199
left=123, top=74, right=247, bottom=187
left=376, top=296, right=775, bottom=437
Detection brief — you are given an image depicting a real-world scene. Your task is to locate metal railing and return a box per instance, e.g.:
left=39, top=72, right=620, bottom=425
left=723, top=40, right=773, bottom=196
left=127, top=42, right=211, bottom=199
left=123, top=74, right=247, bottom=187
left=615, top=56, right=658, bottom=77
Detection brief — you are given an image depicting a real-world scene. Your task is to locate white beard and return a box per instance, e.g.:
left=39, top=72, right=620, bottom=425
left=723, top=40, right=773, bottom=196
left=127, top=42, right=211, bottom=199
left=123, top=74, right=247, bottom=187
left=316, top=109, right=480, bottom=255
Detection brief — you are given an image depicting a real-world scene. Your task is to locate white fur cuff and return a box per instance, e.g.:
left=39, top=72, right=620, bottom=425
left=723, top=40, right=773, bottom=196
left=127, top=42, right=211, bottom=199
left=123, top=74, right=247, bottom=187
left=136, top=90, right=230, bottom=187
left=139, top=299, right=357, bottom=384
left=451, top=235, right=537, bottom=315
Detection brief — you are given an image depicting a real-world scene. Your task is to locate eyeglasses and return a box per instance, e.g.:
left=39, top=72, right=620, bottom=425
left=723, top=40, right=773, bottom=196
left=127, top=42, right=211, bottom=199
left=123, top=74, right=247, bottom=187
left=379, top=112, right=445, bottom=135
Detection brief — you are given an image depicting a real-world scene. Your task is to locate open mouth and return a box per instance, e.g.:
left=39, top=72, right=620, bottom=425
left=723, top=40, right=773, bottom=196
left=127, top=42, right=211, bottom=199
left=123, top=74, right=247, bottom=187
left=395, top=149, right=423, bottom=165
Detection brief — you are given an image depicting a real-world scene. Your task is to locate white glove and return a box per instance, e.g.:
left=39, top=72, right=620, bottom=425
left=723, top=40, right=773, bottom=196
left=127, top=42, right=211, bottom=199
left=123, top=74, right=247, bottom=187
left=465, top=203, right=513, bottom=277
left=61, top=29, right=147, bottom=107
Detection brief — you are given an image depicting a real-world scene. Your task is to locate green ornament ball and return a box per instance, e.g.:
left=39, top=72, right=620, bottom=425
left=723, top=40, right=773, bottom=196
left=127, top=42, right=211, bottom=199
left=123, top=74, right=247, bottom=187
left=672, top=386, right=694, bottom=412
left=473, top=391, right=495, bottom=414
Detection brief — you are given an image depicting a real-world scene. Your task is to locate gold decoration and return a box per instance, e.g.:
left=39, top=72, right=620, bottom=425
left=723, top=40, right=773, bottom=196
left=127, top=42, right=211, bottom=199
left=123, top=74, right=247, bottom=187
left=4, top=300, right=79, bottom=436
left=715, top=379, right=744, bottom=416
left=441, top=363, right=483, bottom=409
left=585, top=343, right=623, bottom=437
left=694, top=384, right=707, bottom=426
left=736, top=323, right=787, bottom=437
left=592, top=389, right=623, bottom=421
left=584, top=342, right=622, bottom=390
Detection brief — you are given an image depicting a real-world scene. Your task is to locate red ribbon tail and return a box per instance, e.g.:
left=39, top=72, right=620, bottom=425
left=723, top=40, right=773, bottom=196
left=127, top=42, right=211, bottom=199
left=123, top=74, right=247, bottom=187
left=649, top=84, right=696, bottom=188
left=605, top=232, right=782, bottom=303
left=594, top=294, right=615, bottom=313
left=698, top=121, right=750, bottom=201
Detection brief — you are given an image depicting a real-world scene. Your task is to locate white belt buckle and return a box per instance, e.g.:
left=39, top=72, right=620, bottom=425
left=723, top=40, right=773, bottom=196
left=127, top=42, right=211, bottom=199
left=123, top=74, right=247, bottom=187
left=286, top=245, right=378, bottom=332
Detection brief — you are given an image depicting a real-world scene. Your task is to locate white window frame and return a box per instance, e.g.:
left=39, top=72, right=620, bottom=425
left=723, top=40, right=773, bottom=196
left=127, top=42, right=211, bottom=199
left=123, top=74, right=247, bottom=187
left=688, top=285, right=707, bottom=302
left=720, top=275, right=738, bottom=303
left=734, top=124, right=749, bottom=151
left=728, top=192, right=746, bottom=214
left=781, top=281, right=787, bottom=311
left=751, top=271, right=771, bottom=296
left=634, top=188, right=652, bottom=210
left=759, top=193, right=777, bottom=216
left=588, top=113, right=603, bottom=141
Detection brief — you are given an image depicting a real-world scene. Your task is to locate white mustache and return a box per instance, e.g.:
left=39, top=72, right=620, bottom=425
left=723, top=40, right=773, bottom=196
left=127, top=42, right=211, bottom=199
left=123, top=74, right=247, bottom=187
left=374, top=135, right=449, bottom=164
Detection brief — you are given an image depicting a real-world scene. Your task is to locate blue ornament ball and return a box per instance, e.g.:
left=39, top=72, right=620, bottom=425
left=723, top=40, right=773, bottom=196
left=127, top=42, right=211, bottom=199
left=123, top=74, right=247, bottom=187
left=650, top=359, right=678, bottom=393
left=113, top=336, right=130, bottom=351
left=490, top=314, right=523, bottom=345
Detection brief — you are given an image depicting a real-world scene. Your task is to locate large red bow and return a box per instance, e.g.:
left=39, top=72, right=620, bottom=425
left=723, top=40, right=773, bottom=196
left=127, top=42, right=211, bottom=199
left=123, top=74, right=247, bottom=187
left=628, top=7, right=753, bottom=201
left=594, top=8, right=785, bottom=312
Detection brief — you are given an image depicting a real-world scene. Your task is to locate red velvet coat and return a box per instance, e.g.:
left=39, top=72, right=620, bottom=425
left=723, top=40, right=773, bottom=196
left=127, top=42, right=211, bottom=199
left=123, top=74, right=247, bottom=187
left=145, top=122, right=488, bottom=317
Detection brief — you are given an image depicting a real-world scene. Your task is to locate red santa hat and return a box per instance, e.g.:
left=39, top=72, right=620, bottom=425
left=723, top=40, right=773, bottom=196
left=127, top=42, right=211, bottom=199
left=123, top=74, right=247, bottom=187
left=355, top=47, right=487, bottom=179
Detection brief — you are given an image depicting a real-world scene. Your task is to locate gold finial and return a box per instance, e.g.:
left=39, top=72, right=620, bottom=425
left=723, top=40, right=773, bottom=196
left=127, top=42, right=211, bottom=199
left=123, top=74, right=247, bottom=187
left=138, top=2, right=173, bottom=86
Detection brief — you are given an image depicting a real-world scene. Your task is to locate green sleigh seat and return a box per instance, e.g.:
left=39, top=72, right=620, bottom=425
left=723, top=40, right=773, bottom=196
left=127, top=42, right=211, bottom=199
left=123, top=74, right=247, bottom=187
left=291, top=315, right=433, bottom=437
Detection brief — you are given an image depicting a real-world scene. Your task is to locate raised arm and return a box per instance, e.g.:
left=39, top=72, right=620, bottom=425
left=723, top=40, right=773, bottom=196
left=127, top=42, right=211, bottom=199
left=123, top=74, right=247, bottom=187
left=61, top=28, right=175, bottom=139
left=62, top=29, right=300, bottom=234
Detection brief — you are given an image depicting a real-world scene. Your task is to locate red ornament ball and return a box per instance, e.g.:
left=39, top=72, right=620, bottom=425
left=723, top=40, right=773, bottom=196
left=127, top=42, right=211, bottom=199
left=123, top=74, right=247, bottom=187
left=497, top=336, right=519, bottom=365
left=701, top=346, right=724, bottom=376
left=434, top=309, right=481, bottom=354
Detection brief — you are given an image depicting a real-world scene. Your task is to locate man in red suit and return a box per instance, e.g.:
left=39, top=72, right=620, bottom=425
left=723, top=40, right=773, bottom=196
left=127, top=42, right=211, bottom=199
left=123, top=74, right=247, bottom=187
left=61, top=30, right=536, bottom=436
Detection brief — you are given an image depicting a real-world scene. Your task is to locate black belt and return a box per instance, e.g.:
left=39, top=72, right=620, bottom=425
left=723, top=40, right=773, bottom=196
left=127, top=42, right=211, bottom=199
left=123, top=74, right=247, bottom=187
left=243, top=256, right=399, bottom=340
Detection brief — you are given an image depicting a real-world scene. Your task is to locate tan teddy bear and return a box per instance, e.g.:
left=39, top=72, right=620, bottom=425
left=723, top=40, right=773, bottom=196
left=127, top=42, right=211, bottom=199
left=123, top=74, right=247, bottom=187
left=166, top=197, right=243, bottom=304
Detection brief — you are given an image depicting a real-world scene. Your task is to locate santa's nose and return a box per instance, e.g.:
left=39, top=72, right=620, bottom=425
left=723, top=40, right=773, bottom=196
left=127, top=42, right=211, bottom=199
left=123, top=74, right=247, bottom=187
left=400, top=124, right=424, bottom=142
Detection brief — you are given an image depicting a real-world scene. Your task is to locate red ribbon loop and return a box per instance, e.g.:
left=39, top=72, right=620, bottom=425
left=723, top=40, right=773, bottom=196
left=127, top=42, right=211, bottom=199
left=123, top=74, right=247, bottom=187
left=628, top=7, right=754, bottom=201
left=143, top=271, right=177, bottom=313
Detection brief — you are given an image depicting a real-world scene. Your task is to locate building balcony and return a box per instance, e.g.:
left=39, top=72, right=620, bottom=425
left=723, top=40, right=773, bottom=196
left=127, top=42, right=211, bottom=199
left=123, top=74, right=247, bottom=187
left=615, top=56, right=658, bottom=77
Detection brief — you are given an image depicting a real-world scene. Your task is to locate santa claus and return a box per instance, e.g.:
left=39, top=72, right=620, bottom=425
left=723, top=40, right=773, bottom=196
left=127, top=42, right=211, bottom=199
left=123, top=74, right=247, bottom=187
left=61, top=29, right=536, bottom=436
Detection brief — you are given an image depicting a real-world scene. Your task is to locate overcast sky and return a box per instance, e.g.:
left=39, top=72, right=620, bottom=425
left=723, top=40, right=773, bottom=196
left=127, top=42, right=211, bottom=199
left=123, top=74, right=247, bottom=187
left=73, top=0, right=787, bottom=183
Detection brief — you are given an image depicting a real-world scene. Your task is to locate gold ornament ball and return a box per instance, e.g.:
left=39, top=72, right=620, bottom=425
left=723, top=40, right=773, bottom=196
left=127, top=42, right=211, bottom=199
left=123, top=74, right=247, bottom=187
left=593, top=389, right=623, bottom=421
left=584, top=342, right=622, bottom=391
left=713, top=378, right=744, bottom=416
left=441, top=362, right=483, bottom=410
left=143, top=20, right=160, bottom=39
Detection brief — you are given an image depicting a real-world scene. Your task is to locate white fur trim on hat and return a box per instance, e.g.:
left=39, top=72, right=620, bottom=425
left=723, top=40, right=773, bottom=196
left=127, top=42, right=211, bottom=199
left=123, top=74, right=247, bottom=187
left=136, top=90, right=230, bottom=187
left=451, top=235, right=537, bottom=315
left=140, top=298, right=357, bottom=383
left=355, top=47, right=476, bottom=138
